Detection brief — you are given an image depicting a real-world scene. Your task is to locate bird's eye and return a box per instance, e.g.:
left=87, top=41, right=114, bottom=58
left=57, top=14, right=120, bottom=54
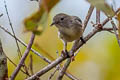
left=61, top=17, right=64, bottom=20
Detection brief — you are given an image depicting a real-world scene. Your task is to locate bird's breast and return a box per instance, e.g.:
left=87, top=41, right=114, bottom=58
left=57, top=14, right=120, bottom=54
left=58, top=26, right=82, bottom=42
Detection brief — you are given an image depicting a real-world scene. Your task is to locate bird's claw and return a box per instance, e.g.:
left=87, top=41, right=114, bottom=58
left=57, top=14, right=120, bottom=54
left=61, top=50, right=75, bottom=61
left=61, top=50, right=69, bottom=58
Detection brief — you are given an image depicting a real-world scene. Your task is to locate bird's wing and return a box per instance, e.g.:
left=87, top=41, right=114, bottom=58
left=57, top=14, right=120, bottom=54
left=72, top=16, right=82, bottom=24
left=72, top=16, right=82, bottom=27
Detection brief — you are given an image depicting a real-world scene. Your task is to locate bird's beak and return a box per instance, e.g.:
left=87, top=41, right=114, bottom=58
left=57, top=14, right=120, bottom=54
left=50, top=21, right=56, bottom=26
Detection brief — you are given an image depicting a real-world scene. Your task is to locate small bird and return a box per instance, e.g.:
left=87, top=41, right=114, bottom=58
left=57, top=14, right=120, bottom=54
left=51, top=13, right=84, bottom=57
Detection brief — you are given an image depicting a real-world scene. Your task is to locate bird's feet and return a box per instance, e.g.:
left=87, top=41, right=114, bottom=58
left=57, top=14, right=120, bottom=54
left=61, top=50, right=69, bottom=58
left=61, top=50, right=75, bottom=61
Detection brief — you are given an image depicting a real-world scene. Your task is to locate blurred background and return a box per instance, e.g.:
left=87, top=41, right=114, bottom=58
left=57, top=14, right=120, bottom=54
left=0, top=0, right=120, bottom=80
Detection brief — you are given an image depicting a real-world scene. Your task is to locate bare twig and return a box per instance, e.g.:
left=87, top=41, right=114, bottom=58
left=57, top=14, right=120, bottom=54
left=29, top=55, right=34, bottom=75
left=6, top=55, right=31, bottom=76
left=26, top=56, right=67, bottom=80
left=4, top=0, right=22, bottom=58
left=110, top=19, right=120, bottom=47
left=64, top=72, right=80, bottom=80
left=0, top=25, right=78, bottom=80
left=102, top=8, right=120, bottom=26
left=83, top=5, right=94, bottom=31
left=102, top=28, right=114, bottom=33
left=30, top=0, right=38, bottom=1
left=48, top=68, right=58, bottom=80
left=48, top=51, right=59, bottom=80
left=0, top=14, right=3, bottom=17
left=57, top=58, right=71, bottom=80
left=11, top=33, right=35, bottom=80
left=0, top=25, right=51, bottom=63
left=4, top=0, right=30, bottom=76
left=96, top=10, right=100, bottom=24
left=102, top=27, right=116, bottom=31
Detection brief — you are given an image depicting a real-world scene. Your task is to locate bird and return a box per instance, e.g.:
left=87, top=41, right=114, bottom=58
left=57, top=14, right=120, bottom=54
left=51, top=13, right=84, bottom=58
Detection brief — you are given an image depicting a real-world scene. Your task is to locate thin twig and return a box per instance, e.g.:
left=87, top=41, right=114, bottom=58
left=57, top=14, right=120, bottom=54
left=0, top=14, right=3, bottom=17
left=102, top=28, right=114, bottom=33
left=11, top=33, right=35, bottom=80
left=96, top=10, right=100, bottom=24
left=0, top=25, right=78, bottom=80
left=48, top=51, right=59, bottom=80
left=74, top=27, right=117, bottom=56
left=4, top=0, right=22, bottom=58
left=102, top=8, right=120, bottom=26
left=26, top=56, right=67, bottom=80
left=0, top=25, right=51, bottom=63
left=83, top=5, right=94, bottom=32
left=110, top=19, right=120, bottom=47
left=64, top=72, right=80, bottom=80
left=48, top=68, right=58, bottom=80
left=29, top=55, right=34, bottom=75
left=4, top=0, right=30, bottom=76
left=6, top=55, right=30, bottom=76
left=30, top=0, right=38, bottom=1
left=57, top=58, right=71, bottom=80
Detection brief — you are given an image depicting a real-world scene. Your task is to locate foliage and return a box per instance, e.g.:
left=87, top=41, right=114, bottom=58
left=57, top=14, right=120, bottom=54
left=87, top=0, right=115, bottom=17
left=24, top=0, right=60, bottom=35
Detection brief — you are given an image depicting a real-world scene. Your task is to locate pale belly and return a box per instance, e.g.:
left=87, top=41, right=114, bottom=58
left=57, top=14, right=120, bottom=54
left=58, top=27, right=82, bottom=42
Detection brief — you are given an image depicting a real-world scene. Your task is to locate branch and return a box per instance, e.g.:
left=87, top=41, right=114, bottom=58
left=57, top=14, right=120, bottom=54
left=102, top=8, right=120, bottom=26
left=10, top=33, right=35, bottom=80
left=4, top=0, right=30, bottom=77
left=0, top=25, right=51, bottom=63
left=0, top=25, right=77, bottom=80
left=4, top=0, right=22, bottom=58
left=0, top=39, right=8, bottom=80
left=57, top=58, right=71, bottom=80
left=48, top=67, right=58, bottom=80
left=6, top=55, right=30, bottom=76
left=29, top=55, right=34, bottom=75
left=0, top=14, right=3, bottom=17
left=110, top=19, right=120, bottom=47
left=26, top=56, right=67, bottom=80
left=83, top=5, right=94, bottom=31
left=96, top=10, right=100, bottom=24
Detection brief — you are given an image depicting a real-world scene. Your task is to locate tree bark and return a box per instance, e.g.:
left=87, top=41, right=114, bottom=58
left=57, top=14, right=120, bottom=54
left=0, top=39, right=8, bottom=80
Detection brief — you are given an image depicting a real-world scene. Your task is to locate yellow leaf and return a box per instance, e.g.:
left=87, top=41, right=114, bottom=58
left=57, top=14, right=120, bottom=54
left=42, top=0, right=60, bottom=12
left=87, top=0, right=115, bottom=17
left=24, top=0, right=60, bottom=35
